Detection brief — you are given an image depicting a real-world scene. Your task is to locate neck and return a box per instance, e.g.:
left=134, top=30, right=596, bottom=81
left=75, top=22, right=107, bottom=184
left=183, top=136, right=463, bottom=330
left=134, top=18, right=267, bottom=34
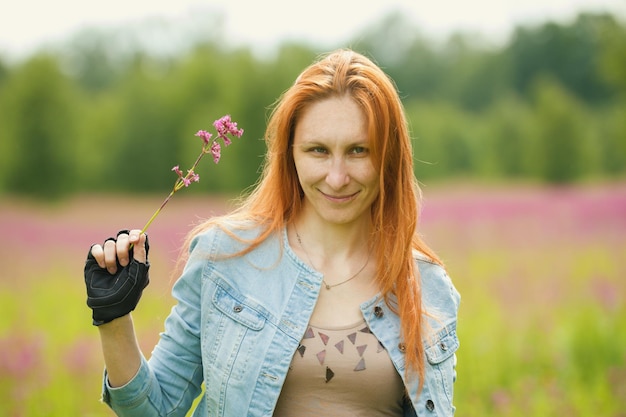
left=291, top=205, right=378, bottom=292
left=293, top=208, right=372, bottom=260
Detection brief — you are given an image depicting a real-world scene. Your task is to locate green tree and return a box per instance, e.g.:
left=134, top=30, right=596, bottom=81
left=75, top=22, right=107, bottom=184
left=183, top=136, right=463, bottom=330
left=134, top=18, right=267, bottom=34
left=484, top=94, right=534, bottom=178
left=530, top=76, right=594, bottom=183
left=451, top=38, right=512, bottom=111
left=595, top=103, right=626, bottom=175
left=0, top=55, right=78, bottom=198
left=73, top=91, right=125, bottom=190
left=597, top=15, right=626, bottom=97
left=111, top=54, right=182, bottom=192
left=0, top=57, right=8, bottom=85
left=507, top=13, right=617, bottom=104
left=408, top=101, right=479, bottom=180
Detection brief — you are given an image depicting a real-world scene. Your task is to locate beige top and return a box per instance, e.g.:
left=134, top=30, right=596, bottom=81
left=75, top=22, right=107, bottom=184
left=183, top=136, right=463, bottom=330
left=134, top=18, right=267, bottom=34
left=273, top=320, right=405, bottom=416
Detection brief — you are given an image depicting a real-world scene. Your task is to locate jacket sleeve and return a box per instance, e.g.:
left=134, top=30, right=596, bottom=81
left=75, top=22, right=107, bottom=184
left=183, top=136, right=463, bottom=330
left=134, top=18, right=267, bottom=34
left=102, top=232, right=211, bottom=416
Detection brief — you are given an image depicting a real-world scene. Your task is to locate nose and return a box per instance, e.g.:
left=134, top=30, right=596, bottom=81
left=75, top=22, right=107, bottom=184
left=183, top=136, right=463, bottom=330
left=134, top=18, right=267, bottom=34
left=325, top=157, right=350, bottom=190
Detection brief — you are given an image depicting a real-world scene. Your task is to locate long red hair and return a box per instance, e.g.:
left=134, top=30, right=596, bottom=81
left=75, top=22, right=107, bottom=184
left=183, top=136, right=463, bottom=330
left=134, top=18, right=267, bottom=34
left=184, top=49, right=443, bottom=390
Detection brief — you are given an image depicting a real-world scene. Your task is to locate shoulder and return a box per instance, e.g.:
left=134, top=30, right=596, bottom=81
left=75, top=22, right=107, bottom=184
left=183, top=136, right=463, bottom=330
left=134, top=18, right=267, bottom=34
left=187, top=219, right=284, bottom=273
left=412, top=250, right=461, bottom=323
left=189, top=219, right=270, bottom=255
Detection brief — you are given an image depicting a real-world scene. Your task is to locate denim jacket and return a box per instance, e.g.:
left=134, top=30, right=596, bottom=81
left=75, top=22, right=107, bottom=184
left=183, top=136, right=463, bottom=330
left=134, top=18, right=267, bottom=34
left=102, top=224, right=460, bottom=416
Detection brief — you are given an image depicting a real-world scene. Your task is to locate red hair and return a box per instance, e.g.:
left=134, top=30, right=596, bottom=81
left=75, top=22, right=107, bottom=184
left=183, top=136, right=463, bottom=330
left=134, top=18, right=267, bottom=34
left=184, top=49, right=443, bottom=391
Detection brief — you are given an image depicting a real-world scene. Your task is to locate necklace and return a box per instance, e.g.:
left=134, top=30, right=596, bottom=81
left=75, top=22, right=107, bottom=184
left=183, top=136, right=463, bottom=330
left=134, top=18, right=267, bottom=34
left=294, top=227, right=370, bottom=290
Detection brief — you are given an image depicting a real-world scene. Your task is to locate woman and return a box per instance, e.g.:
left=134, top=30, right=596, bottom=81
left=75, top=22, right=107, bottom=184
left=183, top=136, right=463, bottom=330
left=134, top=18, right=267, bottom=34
left=84, top=49, right=460, bottom=416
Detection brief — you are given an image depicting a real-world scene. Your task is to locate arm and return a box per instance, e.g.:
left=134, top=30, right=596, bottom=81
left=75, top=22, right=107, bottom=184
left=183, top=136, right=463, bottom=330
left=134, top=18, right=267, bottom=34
left=98, top=315, right=142, bottom=387
left=86, top=230, right=207, bottom=416
left=87, top=230, right=148, bottom=387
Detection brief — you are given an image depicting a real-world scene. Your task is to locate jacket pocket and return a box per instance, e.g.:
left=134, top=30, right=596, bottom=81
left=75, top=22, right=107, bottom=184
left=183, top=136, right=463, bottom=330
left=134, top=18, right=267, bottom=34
left=425, top=324, right=459, bottom=365
left=204, top=281, right=270, bottom=389
left=212, top=283, right=266, bottom=331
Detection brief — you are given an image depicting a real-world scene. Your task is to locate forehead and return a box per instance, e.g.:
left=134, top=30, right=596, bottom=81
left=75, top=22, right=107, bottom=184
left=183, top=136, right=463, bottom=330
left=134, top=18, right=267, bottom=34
left=294, top=96, right=368, bottom=143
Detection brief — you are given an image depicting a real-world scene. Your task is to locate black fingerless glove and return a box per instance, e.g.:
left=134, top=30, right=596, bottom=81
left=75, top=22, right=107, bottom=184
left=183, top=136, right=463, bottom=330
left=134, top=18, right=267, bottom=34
left=84, top=230, right=150, bottom=326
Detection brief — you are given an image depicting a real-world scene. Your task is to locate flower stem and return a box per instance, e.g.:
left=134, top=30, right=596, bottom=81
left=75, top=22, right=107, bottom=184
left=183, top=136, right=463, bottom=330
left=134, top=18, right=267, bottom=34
left=128, top=188, right=176, bottom=251
left=127, top=114, right=243, bottom=250
left=141, top=188, right=176, bottom=234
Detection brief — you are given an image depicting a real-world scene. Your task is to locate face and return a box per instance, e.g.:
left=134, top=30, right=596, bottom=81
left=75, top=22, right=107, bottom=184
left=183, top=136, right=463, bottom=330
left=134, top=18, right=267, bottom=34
left=292, top=95, right=380, bottom=227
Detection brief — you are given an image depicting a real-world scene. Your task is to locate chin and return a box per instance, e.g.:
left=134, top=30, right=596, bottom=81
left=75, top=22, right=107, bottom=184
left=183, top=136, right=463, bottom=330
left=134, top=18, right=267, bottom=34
left=320, top=210, right=369, bottom=226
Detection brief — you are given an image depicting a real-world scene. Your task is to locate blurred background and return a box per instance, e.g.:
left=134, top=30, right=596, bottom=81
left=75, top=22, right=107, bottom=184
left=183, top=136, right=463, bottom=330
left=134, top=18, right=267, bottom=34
left=0, top=0, right=624, bottom=415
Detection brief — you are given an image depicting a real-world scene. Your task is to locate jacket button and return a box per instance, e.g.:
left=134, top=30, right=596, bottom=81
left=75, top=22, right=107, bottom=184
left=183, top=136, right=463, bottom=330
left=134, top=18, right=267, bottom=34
left=439, top=342, right=448, bottom=351
left=398, top=343, right=406, bottom=353
left=233, top=305, right=243, bottom=313
left=425, top=399, right=435, bottom=412
left=374, top=306, right=384, bottom=318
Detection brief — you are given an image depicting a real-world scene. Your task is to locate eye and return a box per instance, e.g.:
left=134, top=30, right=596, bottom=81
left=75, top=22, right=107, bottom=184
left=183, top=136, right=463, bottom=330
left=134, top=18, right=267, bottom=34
left=308, top=146, right=328, bottom=154
left=349, top=146, right=368, bottom=155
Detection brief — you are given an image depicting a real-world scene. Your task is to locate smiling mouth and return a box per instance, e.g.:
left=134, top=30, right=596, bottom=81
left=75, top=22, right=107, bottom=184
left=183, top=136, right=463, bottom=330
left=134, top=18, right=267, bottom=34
left=320, top=190, right=360, bottom=203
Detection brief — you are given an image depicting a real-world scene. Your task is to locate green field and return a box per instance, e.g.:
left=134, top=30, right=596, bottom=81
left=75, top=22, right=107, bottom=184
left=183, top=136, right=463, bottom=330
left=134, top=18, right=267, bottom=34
left=1, top=182, right=624, bottom=416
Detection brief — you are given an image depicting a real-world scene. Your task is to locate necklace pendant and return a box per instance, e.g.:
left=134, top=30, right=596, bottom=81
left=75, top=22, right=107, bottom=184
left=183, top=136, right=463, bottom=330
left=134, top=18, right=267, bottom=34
left=325, top=283, right=331, bottom=290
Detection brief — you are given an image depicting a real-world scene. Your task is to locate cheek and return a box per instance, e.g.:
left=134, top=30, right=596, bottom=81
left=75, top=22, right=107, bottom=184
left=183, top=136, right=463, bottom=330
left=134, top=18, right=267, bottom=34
left=361, top=168, right=381, bottom=201
left=294, top=159, right=322, bottom=186
left=357, top=163, right=379, bottom=188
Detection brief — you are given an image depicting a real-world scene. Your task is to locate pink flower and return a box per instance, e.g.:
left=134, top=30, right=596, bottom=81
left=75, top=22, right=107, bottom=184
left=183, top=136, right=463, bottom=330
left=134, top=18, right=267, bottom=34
left=211, top=142, right=221, bottom=164
left=181, top=170, right=200, bottom=187
left=171, top=165, right=183, bottom=177
left=213, top=115, right=244, bottom=146
left=188, top=170, right=200, bottom=183
left=195, top=130, right=213, bottom=145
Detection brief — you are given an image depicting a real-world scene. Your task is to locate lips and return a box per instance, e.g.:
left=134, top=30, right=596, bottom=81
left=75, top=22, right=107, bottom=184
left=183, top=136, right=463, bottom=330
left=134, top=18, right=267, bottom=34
left=320, top=190, right=360, bottom=203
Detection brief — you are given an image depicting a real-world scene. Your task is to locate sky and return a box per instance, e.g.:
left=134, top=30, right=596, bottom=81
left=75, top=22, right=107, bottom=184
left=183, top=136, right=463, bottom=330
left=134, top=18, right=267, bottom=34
left=1, top=0, right=624, bottom=59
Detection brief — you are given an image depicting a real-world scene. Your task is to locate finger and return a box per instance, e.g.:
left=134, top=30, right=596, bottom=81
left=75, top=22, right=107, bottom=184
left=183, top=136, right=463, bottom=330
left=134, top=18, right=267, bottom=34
left=103, top=239, right=119, bottom=274
left=129, top=230, right=147, bottom=264
left=91, top=244, right=106, bottom=269
left=116, top=232, right=130, bottom=267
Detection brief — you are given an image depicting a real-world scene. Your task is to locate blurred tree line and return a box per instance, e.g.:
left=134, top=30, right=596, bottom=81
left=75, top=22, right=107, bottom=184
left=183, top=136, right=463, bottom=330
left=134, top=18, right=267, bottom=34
left=0, top=11, right=624, bottom=199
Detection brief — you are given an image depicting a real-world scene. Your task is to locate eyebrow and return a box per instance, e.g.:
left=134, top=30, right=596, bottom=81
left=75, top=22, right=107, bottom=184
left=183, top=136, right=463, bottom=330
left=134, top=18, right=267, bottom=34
left=296, top=137, right=369, bottom=146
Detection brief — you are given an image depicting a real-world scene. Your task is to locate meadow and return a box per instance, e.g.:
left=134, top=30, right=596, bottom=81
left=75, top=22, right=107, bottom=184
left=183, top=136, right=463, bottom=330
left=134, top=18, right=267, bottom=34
left=0, top=181, right=624, bottom=416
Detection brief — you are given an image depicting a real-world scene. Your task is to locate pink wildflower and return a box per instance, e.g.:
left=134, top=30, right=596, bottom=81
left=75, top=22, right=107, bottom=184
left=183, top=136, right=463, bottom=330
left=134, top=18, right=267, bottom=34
left=213, top=115, right=244, bottom=146
left=181, top=170, right=200, bottom=187
left=171, top=165, right=183, bottom=177
left=195, top=130, right=213, bottom=145
left=188, top=170, right=200, bottom=183
left=211, top=142, right=221, bottom=164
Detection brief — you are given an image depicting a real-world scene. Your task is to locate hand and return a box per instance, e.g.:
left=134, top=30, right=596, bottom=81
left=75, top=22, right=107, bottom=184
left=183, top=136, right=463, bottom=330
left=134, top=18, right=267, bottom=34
left=84, top=230, right=150, bottom=326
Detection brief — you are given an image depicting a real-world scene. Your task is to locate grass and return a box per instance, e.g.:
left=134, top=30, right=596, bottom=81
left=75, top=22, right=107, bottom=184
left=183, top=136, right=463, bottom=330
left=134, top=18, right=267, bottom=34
left=0, top=182, right=624, bottom=416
